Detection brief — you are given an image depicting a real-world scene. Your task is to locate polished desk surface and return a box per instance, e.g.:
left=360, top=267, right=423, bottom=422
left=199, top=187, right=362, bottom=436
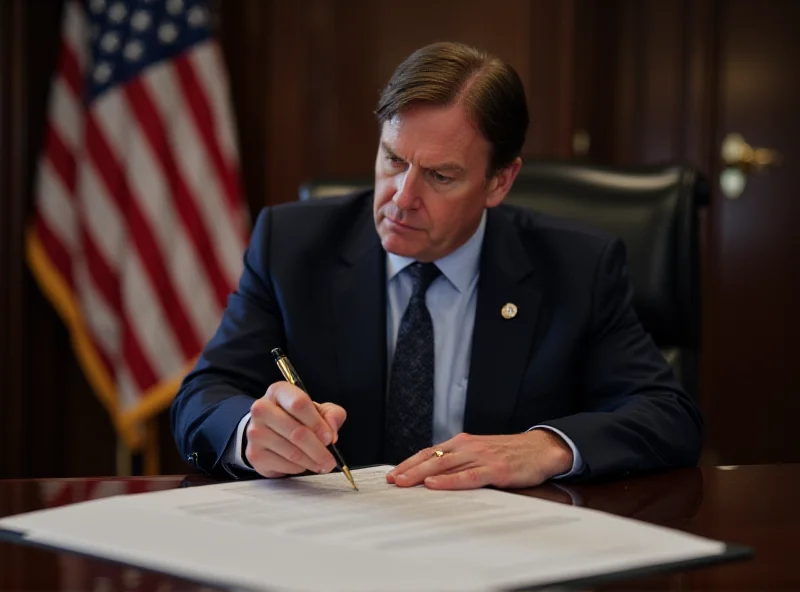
left=0, top=464, right=796, bottom=591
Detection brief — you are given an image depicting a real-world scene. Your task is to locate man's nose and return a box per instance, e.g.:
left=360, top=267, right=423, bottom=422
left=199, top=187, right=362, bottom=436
left=392, top=169, right=420, bottom=209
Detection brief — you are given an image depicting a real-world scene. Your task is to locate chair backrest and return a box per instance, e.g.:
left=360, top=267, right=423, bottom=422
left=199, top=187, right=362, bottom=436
left=299, top=180, right=371, bottom=201
left=507, top=162, right=708, bottom=399
left=298, top=161, right=708, bottom=398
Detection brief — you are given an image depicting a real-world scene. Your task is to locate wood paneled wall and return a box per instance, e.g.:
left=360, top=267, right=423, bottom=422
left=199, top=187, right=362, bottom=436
left=218, top=0, right=579, bottom=214
left=0, top=0, right=27, bottom=479
left=573, top=0, right=718, bottom=170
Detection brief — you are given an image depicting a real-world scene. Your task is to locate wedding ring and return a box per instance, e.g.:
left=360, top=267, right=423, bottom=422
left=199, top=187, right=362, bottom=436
left=432, top=450, right=445, bottom=458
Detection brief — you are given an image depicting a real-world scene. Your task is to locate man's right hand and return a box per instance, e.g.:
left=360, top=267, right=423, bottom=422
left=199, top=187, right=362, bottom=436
left=245, top=381, right=347, bottom=478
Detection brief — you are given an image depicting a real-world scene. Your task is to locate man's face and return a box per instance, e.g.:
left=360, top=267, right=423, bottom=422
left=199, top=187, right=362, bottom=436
left=373, top=103, right=519, bottom=262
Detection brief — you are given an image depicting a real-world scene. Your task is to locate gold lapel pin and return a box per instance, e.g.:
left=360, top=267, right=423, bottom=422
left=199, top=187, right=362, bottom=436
left=501, top=302, right=518, bottom=319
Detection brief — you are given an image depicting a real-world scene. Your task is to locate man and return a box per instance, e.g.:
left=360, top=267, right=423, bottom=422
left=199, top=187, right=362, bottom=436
left=170, top=41, right=702, bottom=489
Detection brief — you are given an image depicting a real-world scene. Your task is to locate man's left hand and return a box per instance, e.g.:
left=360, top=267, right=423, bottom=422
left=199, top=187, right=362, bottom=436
left=385, top=430, right=574, bottom=490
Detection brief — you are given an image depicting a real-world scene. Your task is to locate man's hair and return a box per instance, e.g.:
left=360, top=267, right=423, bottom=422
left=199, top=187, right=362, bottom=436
left=375, top=41, right=529, bottom=175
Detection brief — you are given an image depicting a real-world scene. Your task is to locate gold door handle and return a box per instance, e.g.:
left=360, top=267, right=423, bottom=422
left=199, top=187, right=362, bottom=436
left=719, top=133, right=783, bottom=199
left=721, top=133, right=783, bottom=171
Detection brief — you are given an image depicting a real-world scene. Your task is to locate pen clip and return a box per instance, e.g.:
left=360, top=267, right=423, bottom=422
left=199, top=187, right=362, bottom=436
left=272, top=348, right=305, bottom=391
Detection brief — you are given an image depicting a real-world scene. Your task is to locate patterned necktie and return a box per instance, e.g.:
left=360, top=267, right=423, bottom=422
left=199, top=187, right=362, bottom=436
left=385, top=262, right=442, bottom=464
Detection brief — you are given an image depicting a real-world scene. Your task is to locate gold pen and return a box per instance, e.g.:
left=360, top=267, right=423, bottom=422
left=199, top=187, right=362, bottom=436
left=271, top=348, right=358, bottom=491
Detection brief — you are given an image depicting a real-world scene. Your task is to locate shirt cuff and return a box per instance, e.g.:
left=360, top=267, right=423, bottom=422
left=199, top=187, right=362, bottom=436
left=527, top=425, right=585, bottom=479
left=222, top=411, right=255, bottom=475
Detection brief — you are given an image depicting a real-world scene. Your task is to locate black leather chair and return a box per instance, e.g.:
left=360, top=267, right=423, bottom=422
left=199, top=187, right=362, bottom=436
left=298, top=161, right=709, bottom=400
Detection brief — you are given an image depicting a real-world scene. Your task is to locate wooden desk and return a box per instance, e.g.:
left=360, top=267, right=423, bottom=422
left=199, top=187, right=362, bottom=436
left=0, top=464, right=796, bottom=591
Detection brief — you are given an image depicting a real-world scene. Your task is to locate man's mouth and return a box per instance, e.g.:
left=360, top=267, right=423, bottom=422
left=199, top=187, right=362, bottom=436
left=385, top=216, right=417, bottom=231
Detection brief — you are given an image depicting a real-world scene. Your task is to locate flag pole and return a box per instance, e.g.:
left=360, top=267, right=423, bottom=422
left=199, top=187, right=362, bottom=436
left=144, top=419, right=160, bottom=475
left=116, top=439, right=133, bottom=477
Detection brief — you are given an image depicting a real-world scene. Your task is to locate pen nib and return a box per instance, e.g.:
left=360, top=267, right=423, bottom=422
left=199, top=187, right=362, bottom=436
left=341, top=465, right=358, bottom=491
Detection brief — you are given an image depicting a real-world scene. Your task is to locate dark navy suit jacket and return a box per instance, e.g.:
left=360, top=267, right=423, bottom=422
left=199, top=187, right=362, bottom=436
left=170, top=190, right=702, bottom=480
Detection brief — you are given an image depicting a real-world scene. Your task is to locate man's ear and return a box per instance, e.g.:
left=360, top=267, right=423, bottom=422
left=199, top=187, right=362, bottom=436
left=485, top=157, right=522, bottom=208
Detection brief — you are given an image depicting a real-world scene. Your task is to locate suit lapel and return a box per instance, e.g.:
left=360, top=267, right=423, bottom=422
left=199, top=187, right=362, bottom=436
left=464, top=208, right=542, bottom=435
left=331, top=203, right=387, bottom=464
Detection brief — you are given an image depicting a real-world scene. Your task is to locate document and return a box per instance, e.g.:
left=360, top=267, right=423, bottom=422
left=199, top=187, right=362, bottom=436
left=0, top=466, right=731, bottom=592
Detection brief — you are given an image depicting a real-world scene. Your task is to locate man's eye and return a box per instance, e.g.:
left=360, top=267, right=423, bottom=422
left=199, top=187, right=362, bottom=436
left=387, top=155, right=404, bottom=165
left=430, top=171, right=452, bottom=183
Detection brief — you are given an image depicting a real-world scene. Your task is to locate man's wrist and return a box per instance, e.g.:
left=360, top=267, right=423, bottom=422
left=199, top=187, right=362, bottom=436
left=527, top=425, right=584, bottom=479
left=530, top=429, right=573, bottom=477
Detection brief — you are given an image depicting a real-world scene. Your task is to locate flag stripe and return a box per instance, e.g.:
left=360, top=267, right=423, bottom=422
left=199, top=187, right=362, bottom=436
left=174, top=53, right=243, bottom=231
left=169, top=226, right=223, bottom=341
left=122, top=251, right=184, bottom=381
left=80, top=224, right=122, bottom=314
left=124, top=78, right=233, bottom=311
left=192, top=44, right=241, bottom=186
left=50, top=80, right=83, bottom=154
left=62, top=0, right=89, bottom=72
left=74, top=262, right=120, bottom=363
left=46, top=125, right=78, bottom=196
left=36, top=161, right=78, bottom=251
left=122, top=112, right=223, bottom=348
left=80, top=161, right=125, bottom=275
left=90, top=92, right=130, bottom=171
left=122, top=316, right=159, bottom=392
left=144, top=62, right=243, bottom=290
left=58, top=41, right=83, bottom=99
left=34, top=215, right=74, bottom=290
left=72, top=258, right=118, bottom=374
left=85, top=112, right=203, bottom=358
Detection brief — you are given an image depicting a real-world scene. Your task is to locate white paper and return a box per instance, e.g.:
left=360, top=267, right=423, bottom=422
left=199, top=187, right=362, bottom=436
left=0, top=466, right=726, bottom=592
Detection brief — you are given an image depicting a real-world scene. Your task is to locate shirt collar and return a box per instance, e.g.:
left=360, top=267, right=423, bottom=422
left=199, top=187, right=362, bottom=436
left=386, top=210, right=486, bottom=294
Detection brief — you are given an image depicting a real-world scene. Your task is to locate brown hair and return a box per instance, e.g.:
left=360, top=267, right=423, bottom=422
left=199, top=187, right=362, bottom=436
left=375, top=41, right=529, bottom=175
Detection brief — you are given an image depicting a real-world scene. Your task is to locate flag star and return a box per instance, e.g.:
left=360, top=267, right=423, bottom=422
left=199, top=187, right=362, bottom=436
left=187, top=6, right=207, bottom=28
left=131, top=10, right=152, bottom=32
left=100, top=32, right=121, bottom=53
left=89, top=0, right=106, bottom=14
left=166, top=0, right=184, bottom=16
left=158, top=22, right=179, bottom=44
left=108, top=2, right=128, bottom=24
left=93, top=62, right=113, bottom=84
left=123, top=40, right=144, bottom=62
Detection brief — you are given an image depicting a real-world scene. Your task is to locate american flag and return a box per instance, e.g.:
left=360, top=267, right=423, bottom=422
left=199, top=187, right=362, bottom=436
left=26, top=0, right=249, bottom=465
